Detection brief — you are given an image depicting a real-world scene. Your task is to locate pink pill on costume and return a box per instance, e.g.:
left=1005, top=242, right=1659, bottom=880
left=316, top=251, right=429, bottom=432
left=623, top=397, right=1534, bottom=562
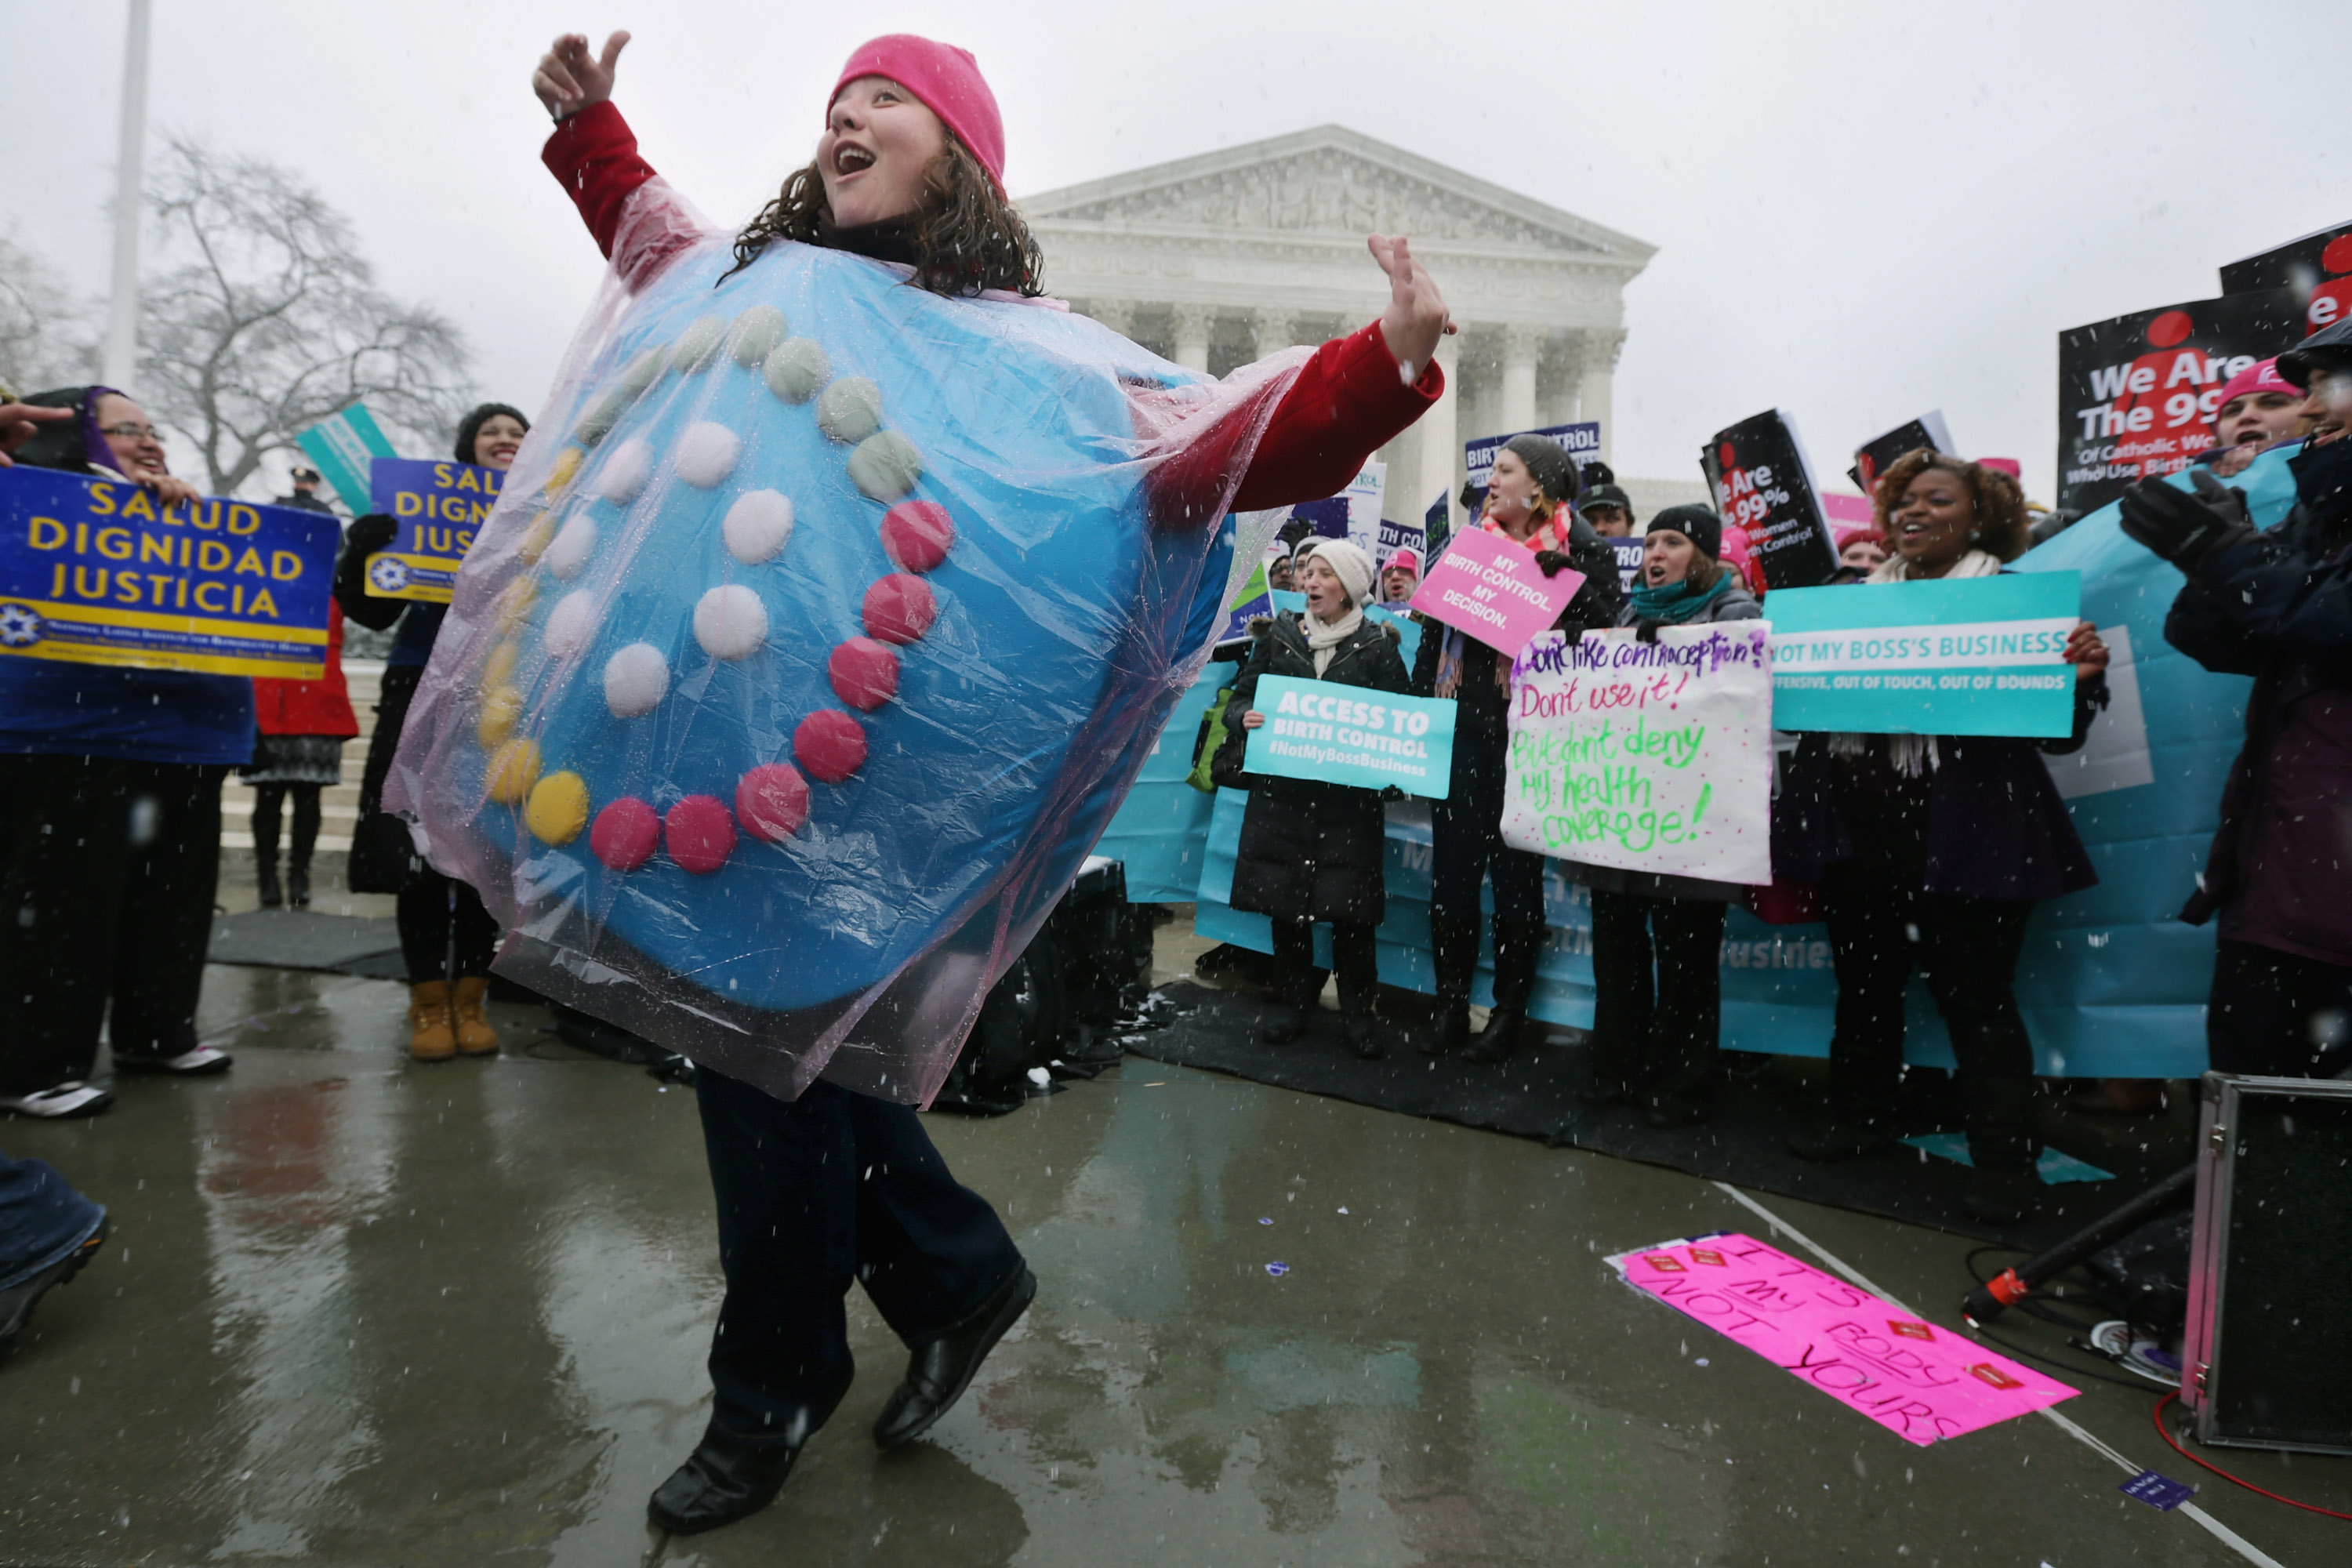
left=862, top=573, right=937, bottom=645
left=880, top=500, right=954, bottom=572
left=664, top=795, right=737, bottom=874
left=793, top=710, right=868, bottom=785
left=735, top=763, right=810, bottom=843
left=590, top=797, right=661, bottom=872
left=828, top=637, right=899, bottom=710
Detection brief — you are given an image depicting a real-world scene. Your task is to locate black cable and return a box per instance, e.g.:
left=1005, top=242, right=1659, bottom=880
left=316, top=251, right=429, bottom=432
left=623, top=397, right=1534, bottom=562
left=1963, top=1319, right=2166, bottom=1392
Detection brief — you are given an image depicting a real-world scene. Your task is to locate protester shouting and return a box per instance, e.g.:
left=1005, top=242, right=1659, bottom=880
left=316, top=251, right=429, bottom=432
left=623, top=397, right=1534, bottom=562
left=1774, top=450, right=2108, bottom=1225
left=1410, top=436, right=1621, bottom=1062
left=336, top=403, right=530, bottom=1061
left=1380, top=547, right=1421, bottom=603
left=2201, top=357, right=2311, bottom=480
left=2124, top=318, right=2352, bottom=1079
left=528, top=26, right=1452, bottom=1535
left=1214, top=541, right=1410, bottom=1059
left=1572, top=505, right=1760, bottom=1127
left=0, top=387, right=240, bottom=1119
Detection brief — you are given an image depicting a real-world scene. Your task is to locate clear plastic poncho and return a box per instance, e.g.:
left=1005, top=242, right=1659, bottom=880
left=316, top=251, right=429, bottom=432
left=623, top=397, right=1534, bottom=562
left=388, top=184, right=1302, bottom=1105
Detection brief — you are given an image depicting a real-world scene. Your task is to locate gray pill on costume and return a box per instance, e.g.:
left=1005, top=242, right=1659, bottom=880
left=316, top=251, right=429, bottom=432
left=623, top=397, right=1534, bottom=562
left=817, top=376, right=884, bottom=444
left=763, top=339, right=830, bottom=404
left=672, top=316, right=728, bottom=373
left=729, top=305, right=787, bottom=366
left=848, top=430, right=923, bottom=502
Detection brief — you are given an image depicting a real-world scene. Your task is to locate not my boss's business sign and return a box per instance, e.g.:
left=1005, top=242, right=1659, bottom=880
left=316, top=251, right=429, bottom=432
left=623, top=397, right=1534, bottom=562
left=0, top=466, right=339, bottom=678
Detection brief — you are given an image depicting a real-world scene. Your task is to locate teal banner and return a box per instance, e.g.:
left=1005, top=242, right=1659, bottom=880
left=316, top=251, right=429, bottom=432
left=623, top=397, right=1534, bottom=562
left=295, top=404, right=397, bottom=515
left=1767, top=572, right=2082, bottom=737
left=1239, top=674, right=1454, bottom=799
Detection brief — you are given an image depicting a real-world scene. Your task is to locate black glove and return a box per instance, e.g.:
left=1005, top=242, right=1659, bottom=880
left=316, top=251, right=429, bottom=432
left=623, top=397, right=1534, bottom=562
left=1634, top=618, right=1666, bottom=644
left=1562, top=626, right=1586, bottom=646
left=1379, top=784, right=1406, bottom=803
left=1534, top=548, right=1576, bottom=579
left=343, top=513, right=398, bottom=557
left=2117, top=474, right=2252, bottom=571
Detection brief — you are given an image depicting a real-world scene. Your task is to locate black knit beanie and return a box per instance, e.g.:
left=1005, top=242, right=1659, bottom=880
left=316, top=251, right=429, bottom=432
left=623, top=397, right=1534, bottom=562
left=1647, top=503, right=1724, bottom=560
left=1503, top=434, right=1581, bottom=507
left=454, top=402, right=531, bottom=464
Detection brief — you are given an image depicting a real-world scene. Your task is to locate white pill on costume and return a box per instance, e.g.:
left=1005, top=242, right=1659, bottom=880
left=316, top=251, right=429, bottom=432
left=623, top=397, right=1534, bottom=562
left=817, top=377, right=883, bottom=443
left=693, top=584, right=768, bottom=660
left=544, top=590, right=600, bottom=660
left=603, top=641, right=670, bottom=717
left=723, top=490, right=794, bottom=564
left=543, top=514, right=598, bottom=580
left=597, top=437, right=652, bottom=504
left=674, top=422, right=743, bottom=488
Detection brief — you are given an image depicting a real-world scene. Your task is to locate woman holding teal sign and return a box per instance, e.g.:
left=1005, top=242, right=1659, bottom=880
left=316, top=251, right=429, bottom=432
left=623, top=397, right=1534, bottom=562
left=1777, top=450, right=2108, bottom=1225
left=1215, top=540, right=1410, bottom=1059
left=1573, top=504, right=1759, bottom=1127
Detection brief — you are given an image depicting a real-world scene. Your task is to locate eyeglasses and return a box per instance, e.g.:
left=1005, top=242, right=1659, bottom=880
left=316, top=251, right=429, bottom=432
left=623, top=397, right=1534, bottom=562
left=98, top=423, right=163, bottom=442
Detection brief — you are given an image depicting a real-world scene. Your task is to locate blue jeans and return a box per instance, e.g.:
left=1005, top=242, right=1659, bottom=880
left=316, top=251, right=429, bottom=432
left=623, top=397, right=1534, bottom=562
left=0, top=1152, right=104, bottom=1290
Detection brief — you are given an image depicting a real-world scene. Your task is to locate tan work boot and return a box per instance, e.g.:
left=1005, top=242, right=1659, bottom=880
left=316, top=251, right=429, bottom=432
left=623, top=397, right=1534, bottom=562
left=408, top=982, right=457, bottom=1062
left=451, top=977, right=501, bottom=1057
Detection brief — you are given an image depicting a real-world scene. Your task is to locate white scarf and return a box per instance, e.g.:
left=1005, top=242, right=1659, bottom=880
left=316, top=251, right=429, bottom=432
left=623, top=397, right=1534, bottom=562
left=1833, top=549, right=2004, bottom=775
left=1305, top=604, right=1363, bottom=676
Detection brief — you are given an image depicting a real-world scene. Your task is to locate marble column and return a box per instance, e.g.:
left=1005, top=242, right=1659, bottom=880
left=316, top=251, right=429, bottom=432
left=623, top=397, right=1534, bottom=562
left=1170, top=303, right=1216, bottom=374
left=1577, top=329, right=1623, bottom=461
left=1417, top=335, right=1462, bottom=532
left=1499, top=323, right=1544, bottom=434
left=1250, top=308, right=1296, bottom=362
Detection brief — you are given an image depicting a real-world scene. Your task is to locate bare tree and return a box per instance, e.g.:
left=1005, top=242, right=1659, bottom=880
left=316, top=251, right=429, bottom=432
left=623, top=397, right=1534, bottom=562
left=0, top=228, right=99, bottom=394
left=136, top=136, right=475, bottom=495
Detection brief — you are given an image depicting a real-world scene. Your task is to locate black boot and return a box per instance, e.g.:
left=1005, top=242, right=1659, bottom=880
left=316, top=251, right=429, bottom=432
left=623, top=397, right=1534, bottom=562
left=1258, top=967, right=1324, bottom=1045
left=647, top=1423, right=802, bottom=1535
left=1465, top=920, right=1540, bottom=1063
left=1425, top=914, right=1482, bottom=1056
left=1420, top=1000, right=1469, bottom=1056
left=1461, top=1005, right=1525, bottom=1064
left=286, top=860, right=311, bottom=909
left=1338, top=969, right=1385, bottom=1060
left=873, top=1265, right=1037, bottom=1450
left=255, top=855, right=283, bottom=909
left=1960, top=1076, right=2042, bottom=1223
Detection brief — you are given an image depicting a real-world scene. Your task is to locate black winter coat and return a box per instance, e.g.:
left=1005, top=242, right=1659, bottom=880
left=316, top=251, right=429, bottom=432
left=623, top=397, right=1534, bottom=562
left=1213, top=615, right=1411, bottom=924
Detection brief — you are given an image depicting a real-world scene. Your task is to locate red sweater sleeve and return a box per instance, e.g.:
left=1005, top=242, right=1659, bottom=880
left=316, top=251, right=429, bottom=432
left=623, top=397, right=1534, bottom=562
left=542, top=101, right=656, bottom=258
left=1232, top=322, right=1441, bottom=511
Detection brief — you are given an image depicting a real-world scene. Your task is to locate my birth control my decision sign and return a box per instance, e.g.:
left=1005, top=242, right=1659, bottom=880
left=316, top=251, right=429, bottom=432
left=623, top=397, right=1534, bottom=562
left=1407, top=528, right=1584, bottom=655
left=0, top=465, right=339, bottom=678
left=1501, top=622, right=1776, bottom=886
left=1241, top=674, right=1455, bottom=799
left=1767, top=573, right=2082, bottom=739
left=365, top=457, right=505, bottom=602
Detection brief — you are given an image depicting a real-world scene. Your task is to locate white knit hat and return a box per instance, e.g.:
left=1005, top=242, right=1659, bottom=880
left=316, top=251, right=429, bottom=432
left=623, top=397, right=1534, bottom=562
left=1308, top=538, right=1375, bottom=608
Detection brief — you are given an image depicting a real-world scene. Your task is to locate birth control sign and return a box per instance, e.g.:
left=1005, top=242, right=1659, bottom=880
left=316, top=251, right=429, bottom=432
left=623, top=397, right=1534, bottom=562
left=1767, top=573, right=2082, bottom=739
left=1501, top=623, right=1776, bottom=886
left=1241, top=675, right=1455, bottom=799
left=0, top=465, right=339, bottom=678
left=1700, top=410, right=1838, bottom=591
left=365, top=457, right=504, bottom=602
left=1616, top=1235, right=2074, bottom=1446
left=1407, top=527, right=1584, bottom=655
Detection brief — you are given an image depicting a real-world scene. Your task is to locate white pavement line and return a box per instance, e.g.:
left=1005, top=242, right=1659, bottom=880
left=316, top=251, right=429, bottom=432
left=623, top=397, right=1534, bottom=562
left=1708, top=1181, right=2288, bottom=1568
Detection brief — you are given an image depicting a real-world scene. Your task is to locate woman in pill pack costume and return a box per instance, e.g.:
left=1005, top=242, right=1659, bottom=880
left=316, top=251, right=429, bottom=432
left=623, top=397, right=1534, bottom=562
left=388, top=29, right=1452, bottom=1533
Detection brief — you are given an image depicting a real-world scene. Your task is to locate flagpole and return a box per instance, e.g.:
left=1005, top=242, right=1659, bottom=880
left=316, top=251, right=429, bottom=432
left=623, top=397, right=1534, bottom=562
left=102, top=0, right=153, bottom=390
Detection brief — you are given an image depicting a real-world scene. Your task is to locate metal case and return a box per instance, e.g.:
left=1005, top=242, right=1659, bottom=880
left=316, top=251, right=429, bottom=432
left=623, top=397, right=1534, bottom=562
left=2180, top=1073, right=2352, bottom=1454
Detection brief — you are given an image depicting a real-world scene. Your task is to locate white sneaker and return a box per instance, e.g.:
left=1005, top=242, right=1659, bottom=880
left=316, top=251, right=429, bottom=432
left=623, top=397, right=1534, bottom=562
left=113, top=1044, right=233, bottom=1076
left=0, top=1081, right=114, bottom=1118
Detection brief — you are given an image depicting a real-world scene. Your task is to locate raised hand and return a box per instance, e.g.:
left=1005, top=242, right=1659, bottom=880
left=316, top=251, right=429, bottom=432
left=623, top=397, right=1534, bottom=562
left=1368, top=234, right=1454, bottom=385
left=0, top=401, right=72, bottom=466
left=533, top=30, right=631, bottom=122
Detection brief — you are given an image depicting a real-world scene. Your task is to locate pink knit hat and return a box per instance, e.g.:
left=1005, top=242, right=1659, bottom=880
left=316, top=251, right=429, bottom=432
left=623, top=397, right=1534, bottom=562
left=832, top=35, right=1006, bottom=190
left=2212, top=358, right=2296, bottom=423
left=1384, top=548, right=1421, bottom=575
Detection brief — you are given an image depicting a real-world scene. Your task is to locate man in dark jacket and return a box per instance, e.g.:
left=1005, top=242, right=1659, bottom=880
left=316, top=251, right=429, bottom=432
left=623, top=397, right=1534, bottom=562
left=2121, top=318, right=2352, bottom=1078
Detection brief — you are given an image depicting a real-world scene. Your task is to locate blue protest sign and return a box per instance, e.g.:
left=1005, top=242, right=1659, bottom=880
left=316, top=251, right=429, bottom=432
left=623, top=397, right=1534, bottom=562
left=1269, top=589, right=1306, bottom=616
left=1464, top=421, right=1600, bottom=514
left=1767, top=572, right=2083, bottom=737
left=1240, top=674, right=1454, bottom=798
left=295, top=403, right=397, bottom=514
left=1363, top=603, right=1422, bottom=672
left=0, top=466, right=339, bottom=679
left=1610, top=537, right=1644, bottom=590
left=365, top=458, right=505, bottom=602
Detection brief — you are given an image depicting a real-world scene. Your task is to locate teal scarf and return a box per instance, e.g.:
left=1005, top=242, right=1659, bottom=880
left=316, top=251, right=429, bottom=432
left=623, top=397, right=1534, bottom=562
left=1628, top=572, right=1734, bottom=625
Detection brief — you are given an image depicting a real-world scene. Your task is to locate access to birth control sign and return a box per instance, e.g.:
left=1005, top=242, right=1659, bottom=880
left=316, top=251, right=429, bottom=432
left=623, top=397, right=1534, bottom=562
left=1240, top=675, right=1456, bottom=798
left=0, top=466, right=339, bottom=678
left=365, top=457, right=505, bottom=601
left=1767, top=572, right=2082, bottom=738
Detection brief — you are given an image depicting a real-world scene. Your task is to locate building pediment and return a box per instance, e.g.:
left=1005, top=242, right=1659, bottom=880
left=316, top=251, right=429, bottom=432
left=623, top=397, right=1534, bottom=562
left=1022, top=126, right=1652, bottom=263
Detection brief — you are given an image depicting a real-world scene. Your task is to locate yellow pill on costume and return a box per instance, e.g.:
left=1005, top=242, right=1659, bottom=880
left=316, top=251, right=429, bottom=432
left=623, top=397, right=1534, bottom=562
left=517, top=512, right=557, bottom=564
left=543, top=447, right=583, bottom=495
left=495, top=577, right=537, bottom=635
left=485, top=739, right=541, bottom=804
left=481, top=640, right=520, bottom=691
left=524, top=771, right=589, bottom=845
left=477, top=686, right=523, bottom=746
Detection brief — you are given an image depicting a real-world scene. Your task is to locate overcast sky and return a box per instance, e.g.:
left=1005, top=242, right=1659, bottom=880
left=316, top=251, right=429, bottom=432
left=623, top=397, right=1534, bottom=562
left=5, top=0, right=2344, bottom=504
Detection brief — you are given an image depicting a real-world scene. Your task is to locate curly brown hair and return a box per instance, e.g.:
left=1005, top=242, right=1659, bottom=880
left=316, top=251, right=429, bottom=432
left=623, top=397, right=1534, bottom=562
left=722, top=131, right=1044, bottom=299
left=1871, top=449, right=2031, bottom=562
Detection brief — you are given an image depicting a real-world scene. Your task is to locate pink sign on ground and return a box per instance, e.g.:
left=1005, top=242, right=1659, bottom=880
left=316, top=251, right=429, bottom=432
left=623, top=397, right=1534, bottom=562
left=1617, top=1233, right=2075, bottom=1446
left=1406, top=528, right=1584, bottom=655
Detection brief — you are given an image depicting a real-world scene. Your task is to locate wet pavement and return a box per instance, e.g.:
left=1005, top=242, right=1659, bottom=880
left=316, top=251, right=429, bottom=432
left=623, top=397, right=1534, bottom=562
left=6, top=954, right=2348, bottom=1566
